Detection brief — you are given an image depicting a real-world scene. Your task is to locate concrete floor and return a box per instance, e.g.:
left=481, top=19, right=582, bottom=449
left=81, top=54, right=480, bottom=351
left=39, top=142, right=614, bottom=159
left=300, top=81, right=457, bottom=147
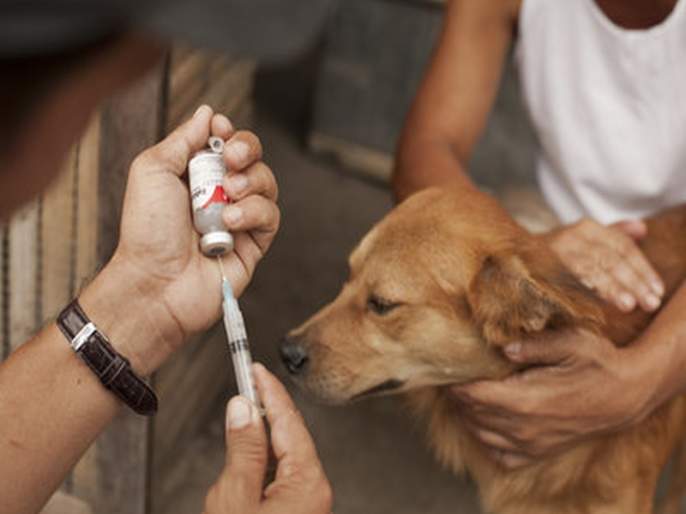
left=158, top=115, right=483, bottom=514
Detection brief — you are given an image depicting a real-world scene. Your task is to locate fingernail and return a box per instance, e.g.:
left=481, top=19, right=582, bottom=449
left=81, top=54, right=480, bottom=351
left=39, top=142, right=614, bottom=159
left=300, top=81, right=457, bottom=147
left=226, top=141, right=250, bottom=164
left=194, top=104, right=210, bottom=118
left=227, top=174, right=248, bottom=195
left=619, top=293, right=636, bottom=311
left=505, top=342, right=521, bottom=360
left=224, top=205, right=243, bottom=225
left=227, top=397, right=252, bottom=429
left=645, top=293, right=661, bottom=311
left=215, top=114, right=234, bottom=133
left=651, top=281, right=664, bottom=297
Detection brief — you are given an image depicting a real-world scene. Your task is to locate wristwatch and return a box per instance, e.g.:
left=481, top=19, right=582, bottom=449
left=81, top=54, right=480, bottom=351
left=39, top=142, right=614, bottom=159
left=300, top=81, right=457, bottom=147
left=57, top=300, right=158, bottom=416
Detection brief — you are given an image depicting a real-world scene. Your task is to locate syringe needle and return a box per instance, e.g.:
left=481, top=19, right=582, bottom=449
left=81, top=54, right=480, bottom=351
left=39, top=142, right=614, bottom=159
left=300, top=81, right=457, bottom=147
left=216, top=255, right=227, bottom=282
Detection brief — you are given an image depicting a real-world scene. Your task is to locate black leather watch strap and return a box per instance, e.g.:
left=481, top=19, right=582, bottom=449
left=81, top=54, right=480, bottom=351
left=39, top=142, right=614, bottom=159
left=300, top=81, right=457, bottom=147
left=57, top=300, right=158, bottom=416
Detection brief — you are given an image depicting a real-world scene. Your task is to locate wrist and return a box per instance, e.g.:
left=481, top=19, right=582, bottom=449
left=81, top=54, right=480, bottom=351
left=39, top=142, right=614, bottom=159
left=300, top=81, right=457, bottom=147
left=78, top=255, right=184, bottom=376
left=622, top=335, right=683, bottom=424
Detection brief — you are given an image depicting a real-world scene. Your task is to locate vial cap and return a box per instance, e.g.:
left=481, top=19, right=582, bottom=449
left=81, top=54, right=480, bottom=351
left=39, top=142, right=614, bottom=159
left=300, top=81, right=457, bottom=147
left=200, top=231, right=234, bottom=256
left=208, top=136, right=224, bottom=154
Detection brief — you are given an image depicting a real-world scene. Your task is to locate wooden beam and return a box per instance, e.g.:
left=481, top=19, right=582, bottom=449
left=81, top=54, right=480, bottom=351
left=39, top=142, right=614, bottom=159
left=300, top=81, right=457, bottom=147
left=1, top=223, right=6, bottom=359
left=8, top=200, right=40, bottom=351
left=153, top=329, right=227, bottom=472
left=151, top=47, right=257, bottom=513
left=308, top=132, right=393, bottom=183
left=203, top=61, right=256, bottom=120
left=41, top=491, right=92, bottom=514
left=167, top=54, right=210, bottom=129
left=69, top=112, right=103, bottom=508
left=74, top=114, right=101, bottom=292
left=71, top=64, right=166, bottom=514
left=41, top=149, right=77, bottom=323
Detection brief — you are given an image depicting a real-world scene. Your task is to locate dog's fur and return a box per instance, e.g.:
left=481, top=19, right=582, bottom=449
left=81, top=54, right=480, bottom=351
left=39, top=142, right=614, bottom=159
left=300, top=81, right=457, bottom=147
left=285, top=187, right=686, bottom=514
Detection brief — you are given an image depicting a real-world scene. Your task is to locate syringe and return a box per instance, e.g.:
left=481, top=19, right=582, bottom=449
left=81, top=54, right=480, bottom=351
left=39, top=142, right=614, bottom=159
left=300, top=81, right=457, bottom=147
left=217, top=258, right=262, bottom=408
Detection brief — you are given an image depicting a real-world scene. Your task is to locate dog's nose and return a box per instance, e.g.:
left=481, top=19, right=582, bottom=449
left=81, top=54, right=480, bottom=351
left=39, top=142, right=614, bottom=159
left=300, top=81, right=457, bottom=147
left=280, top=337, right=309, bottom=375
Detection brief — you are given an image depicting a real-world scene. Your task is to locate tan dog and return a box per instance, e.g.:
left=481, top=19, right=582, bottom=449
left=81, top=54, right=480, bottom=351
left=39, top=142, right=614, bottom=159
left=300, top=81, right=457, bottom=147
left=282, top=187, right=686, bottom=514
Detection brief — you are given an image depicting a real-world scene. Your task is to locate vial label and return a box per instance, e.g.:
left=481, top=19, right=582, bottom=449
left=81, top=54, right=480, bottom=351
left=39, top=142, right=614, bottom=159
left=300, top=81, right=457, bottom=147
left=189, top=153, right=230, bottom=212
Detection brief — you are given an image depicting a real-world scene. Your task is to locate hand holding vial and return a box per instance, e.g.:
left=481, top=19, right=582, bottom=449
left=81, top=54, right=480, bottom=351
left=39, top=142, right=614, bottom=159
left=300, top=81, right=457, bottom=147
left=188, top=133, right=262, bottom=409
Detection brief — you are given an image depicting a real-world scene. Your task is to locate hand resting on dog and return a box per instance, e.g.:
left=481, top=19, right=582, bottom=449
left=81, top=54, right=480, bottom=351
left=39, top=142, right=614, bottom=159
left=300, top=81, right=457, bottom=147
left=452, top=235, right=686, bottom=469
left=547, top=218, right=664, bottom=313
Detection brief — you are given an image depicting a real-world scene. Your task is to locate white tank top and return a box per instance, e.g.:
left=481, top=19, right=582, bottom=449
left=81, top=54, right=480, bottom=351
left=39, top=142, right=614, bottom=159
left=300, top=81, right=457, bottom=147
left=516, top=0, right=686, bottom=224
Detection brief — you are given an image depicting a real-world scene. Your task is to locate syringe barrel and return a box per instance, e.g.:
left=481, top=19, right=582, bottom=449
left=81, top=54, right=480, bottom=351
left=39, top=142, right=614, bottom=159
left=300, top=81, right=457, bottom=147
left=223, top=298, right=261, bottom=407
left=230, top=338, right=260, bottom=405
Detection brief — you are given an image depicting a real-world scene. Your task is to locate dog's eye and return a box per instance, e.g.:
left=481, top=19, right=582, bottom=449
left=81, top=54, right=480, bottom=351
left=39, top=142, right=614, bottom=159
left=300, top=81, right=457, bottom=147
left=367, top=295, right=400, bottom=316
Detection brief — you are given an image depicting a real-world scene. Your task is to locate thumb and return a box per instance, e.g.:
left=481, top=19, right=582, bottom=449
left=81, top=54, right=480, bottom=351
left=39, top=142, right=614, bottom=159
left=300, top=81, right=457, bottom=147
left=611, top=219, right=647, bottom=241
left=503, top=337, right=572, bottom=366
left=135, top=104, right=214, bottom=177
left=222, top=396, right=268, bottom=506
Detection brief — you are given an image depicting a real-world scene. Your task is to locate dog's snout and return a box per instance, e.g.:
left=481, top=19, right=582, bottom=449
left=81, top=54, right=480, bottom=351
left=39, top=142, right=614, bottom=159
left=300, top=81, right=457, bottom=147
left=280, top=337, right=309, bottom=375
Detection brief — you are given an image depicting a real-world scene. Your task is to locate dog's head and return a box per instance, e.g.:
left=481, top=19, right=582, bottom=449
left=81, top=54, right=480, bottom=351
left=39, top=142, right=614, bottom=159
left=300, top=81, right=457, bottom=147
left=282, top=188, right=602, bottom=404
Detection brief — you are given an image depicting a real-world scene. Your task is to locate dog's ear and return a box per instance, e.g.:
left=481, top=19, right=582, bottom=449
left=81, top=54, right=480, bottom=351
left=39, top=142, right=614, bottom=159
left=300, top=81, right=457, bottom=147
left=466, top=246, right=603, bottom=345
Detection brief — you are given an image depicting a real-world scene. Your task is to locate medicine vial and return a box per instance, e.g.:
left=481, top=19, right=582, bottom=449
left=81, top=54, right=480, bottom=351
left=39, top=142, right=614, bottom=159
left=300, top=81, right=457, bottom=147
left=189, top=141, right=234, bottom=256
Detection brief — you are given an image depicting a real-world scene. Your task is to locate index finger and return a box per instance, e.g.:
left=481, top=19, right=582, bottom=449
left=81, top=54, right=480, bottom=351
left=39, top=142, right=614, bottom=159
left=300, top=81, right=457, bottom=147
left=224, top=130, right=264, bottom=172
left=253, top=363, right=320, bottom=479
left=452, top=379, right=516, bottom=407
left=452, top=373, right=543, bottom=412
left=616, top=238, right=664, bottom=300
left=603, top=226, right=664, bottom=298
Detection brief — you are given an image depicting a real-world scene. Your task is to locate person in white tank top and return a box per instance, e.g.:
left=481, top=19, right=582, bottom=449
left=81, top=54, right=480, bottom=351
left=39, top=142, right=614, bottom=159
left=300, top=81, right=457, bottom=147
left=394, top=0, right=686, bottom=472
left=517, top=0, right=686, bottom=225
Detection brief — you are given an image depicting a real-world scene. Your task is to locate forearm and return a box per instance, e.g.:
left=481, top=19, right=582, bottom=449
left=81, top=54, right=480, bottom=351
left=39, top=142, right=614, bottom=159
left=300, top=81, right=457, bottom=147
left=390, top=0, right=516, bottom=204
left=0, top=259, right=181, bottom=514
left=392, top=134, right=478, bottom=203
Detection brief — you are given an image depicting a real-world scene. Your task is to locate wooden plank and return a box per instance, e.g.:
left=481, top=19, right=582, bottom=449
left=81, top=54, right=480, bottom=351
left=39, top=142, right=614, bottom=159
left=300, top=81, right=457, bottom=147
left=309, top=132, right=393, bottom=182
left=8, top=200, right=40, bottom=350
left=71, top=64, right=165, bottom=514
left=151, top=47, right=258, bottom=513
left=41, top=491, right=92, bottom=514
left=153, top=329, right=228, bottom=473
left=69, top=112, right=102, bottom=507
left=97, top=67, right=165, bottom=263
left=169, top=53, right=208, bottom=97
left=40, top=149, right=77, bottom=323
left=169, top=45, right=193, bottom=67
left=167, top=57, right=254, bottom=130
left=220, top=75, right=254, bottom=117
left=208, top=52, right=237, bottom=77
left=227, top=97, right=255, bottom=130
left=1, top=223, right=6, bottom=360
left=70, top=444, right=99, bottom=513
left=201, top=61, right=256, bottom=119
left=153, top=334, right=206, bottom=398
left=167, top=53, right=211, bottom=130
left=74, top=114, right=101, bottom=292
left=166, top=78, right=205, bottom=131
